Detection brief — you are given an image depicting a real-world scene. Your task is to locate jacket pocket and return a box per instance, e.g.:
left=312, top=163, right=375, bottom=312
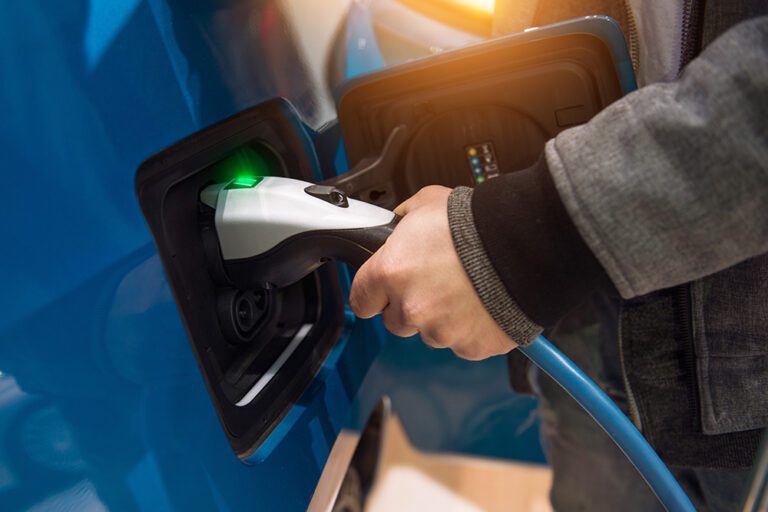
left=692, top=255, right=768, bottom=435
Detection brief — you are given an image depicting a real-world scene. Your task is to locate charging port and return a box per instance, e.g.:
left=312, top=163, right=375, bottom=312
left=217, top=288, right=271, bottom=344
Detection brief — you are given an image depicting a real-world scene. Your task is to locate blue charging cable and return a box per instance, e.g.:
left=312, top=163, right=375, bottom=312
left=519, top=336, right=696, bottom=512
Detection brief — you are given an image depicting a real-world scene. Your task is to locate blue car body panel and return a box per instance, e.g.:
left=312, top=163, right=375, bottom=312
left=0, top=1, right=633, bottom=509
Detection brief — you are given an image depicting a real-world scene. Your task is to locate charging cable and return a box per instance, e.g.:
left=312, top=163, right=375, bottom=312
left=519, top=336, right=696, bottom=512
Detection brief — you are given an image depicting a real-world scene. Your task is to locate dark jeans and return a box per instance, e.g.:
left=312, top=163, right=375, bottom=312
left=532, top=325, right=751, bottom=511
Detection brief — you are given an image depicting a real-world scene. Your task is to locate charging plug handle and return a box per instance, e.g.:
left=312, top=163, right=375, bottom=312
left=223, top=216, right=399, bottom=289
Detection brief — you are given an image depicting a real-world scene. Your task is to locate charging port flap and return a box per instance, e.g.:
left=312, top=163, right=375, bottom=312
left=334, top=16, right=633, bottom=203
left=136, top=99, right=345, bottom=459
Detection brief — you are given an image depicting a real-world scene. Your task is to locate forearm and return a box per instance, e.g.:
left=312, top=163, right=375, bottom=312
left=547, top=16, right=768, bottom=298
left=449, top=157, right=616, bottom=345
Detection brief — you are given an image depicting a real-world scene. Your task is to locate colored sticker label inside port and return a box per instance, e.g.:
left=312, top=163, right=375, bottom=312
left=465, top=141, right=500, bottom=184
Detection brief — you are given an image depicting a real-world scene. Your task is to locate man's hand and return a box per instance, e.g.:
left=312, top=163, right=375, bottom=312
left=349, top=186, right=518, bottom=360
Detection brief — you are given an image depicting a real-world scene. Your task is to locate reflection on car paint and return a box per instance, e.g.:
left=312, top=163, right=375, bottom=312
left=0, top=1, right=544, bottom=510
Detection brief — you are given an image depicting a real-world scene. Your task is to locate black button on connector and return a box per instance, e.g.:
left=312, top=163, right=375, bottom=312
left=304, top=185, right=349, bottom=208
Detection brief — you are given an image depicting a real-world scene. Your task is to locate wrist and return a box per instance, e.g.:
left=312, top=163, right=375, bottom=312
left=447, top=187, right=543, bottom=346
left=471, top=155, right=617, bottom=328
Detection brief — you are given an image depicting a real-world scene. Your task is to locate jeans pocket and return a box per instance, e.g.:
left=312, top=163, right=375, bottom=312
left=692, top=256, right=768, bottom=435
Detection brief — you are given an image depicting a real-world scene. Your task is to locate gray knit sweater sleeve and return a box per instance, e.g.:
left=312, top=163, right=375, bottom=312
left=547, top=16, right=768, bottom=298
left=447, top=187, right=542, bottom=346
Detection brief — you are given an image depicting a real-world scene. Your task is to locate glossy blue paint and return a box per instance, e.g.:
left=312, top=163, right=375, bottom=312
left=344, top=1, right=386, bottom=79
left=0, top=2, right=639, bottom=510
left=0, top=2, right=361, bottom=509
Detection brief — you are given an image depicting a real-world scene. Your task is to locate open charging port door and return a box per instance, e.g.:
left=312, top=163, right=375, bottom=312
left=330, top=16, right=634, bottom=208
left=136, top=99, right=346, bottom=460
left=135, top=17, right=634, bottom=461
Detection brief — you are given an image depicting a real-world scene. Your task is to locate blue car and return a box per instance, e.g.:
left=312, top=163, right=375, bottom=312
left=0, top=2, right=645, bottom=510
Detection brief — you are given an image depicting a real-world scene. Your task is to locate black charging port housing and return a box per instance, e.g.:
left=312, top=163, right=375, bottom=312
left=336, top=19, right=627, bottom=201
left=136, top=99, right=344, bottom=460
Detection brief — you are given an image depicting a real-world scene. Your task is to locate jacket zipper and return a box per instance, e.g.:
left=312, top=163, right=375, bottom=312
left=622, top=0, right=640, bottom=76
left=615, top=0, right=706, bottom=437
left=679, top=0, right=706, bottom=73
left=676, top=284, right=701, bottom=431
left=617, top=303, right=643, bottom=431
left=616, top=3, right=639, bottom=428
left=676, top=0, right=706, bottom=431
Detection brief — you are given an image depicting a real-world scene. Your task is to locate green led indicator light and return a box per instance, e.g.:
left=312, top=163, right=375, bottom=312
left=227, top=176, right=263, bottom=189
left=476, top=175, right=486, bottom=184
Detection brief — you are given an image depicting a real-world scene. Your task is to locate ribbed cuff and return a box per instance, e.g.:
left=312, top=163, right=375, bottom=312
left=447, top=187, right=543, bottom=346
